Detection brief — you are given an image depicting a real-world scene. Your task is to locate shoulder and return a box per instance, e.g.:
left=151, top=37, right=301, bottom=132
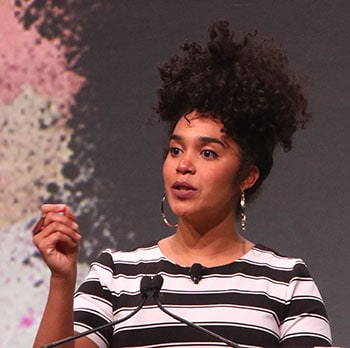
left=81, top=241, right=164, bottom=287
left=90, top=240, right=164, bottom=270
left=243, top=244, right=312, bottom=281
left=249, top=244, right=306, bottom=266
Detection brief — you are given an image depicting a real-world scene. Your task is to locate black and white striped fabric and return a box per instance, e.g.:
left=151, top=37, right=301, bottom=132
left=73, top=242, right=332, bottom=348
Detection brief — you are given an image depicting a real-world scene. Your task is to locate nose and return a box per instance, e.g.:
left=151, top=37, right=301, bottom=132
left=176, top=156, right=195, bottom=175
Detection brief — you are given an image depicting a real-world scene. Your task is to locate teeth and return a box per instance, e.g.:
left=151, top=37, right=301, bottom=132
left=176, top=186, right=191, bottom=191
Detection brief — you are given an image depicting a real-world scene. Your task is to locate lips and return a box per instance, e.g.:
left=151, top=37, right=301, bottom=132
left=171, top=181, right=197, bottom=199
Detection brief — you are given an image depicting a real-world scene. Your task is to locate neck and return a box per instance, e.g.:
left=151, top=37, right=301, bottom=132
left=159, top=213, right=254, bottom=267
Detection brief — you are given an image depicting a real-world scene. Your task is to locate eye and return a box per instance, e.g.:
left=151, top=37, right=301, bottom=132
left=201, top=149, right=218, bottom=159
left=169, top=147, right=182, bottom=156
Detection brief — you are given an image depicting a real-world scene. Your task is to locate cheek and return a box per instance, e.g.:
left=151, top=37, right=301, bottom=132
left=205, top=166, right=239, bottom=194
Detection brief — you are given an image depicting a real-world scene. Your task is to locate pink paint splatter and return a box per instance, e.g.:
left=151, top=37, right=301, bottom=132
left=0, top=1, right=84, bottom=104
left=19, top=308, right=35, bottom=328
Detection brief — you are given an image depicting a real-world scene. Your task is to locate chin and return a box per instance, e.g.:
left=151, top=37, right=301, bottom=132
left=175, top=207, right=209, bottom=222
left=171, top=202, right=200, bottom=216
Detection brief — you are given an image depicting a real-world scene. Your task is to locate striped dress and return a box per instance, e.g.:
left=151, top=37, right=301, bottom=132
left=73, top=242, right=332, bottom=348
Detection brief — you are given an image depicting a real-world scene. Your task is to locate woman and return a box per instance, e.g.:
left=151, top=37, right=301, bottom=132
left=32, top=21, right=332, bottom=347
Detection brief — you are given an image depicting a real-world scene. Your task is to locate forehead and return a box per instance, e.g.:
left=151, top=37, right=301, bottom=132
left=171, top=113, right=241, bottom=157
left=172, top=113, right=225, bottom=136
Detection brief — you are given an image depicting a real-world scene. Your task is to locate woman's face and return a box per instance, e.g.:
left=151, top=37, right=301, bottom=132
left=163, top=111, right=257, bottom=225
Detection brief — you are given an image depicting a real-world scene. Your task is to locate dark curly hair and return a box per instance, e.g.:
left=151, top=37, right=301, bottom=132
left=155, top=20, right=311, bottom=202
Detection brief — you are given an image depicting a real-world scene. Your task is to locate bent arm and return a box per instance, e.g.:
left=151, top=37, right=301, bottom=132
left=32, top=204, right=97, bottom=348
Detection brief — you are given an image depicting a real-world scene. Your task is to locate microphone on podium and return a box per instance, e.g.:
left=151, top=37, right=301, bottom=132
left=41, top=277, right=152, bottom=348
left=150, top=275, right=241, bottom=348
left=41, top=274, right=241, bottom=348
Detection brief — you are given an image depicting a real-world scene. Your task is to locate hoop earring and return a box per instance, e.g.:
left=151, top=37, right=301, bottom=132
left=240, top=190, right=247, bottom=232
left=161, top=193, right=178, bottom=228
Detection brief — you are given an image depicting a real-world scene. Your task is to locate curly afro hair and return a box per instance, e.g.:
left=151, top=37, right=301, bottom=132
left=155, top=20, right=311, bottom=202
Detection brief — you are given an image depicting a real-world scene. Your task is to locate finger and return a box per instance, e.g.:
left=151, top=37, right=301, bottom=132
left=34, top=229, right=80, bottom=258
left=36, top=233, right=79, bottom=275
left=63, top=205, right=77, bottom=222
left=42, top=204, right=78, bottom=226
left=32, top=216, right=45, bottom=236
left=46, top=232, right=80, bottom=252
left=41, top=204, right=67, bottom=216
left=44, top=212, right=79, bottom=232
left=37, top=221, right=81, bottom=243
left=38, top=231, right=79, bottom=252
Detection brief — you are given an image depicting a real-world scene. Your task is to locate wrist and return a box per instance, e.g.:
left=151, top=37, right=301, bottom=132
left=50, top=271, right=77, bottom=290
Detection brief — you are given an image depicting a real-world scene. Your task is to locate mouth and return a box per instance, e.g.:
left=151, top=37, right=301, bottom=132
left=170, top=181, right=198, bottom=199
left=171, top=181, right=197, bottom=191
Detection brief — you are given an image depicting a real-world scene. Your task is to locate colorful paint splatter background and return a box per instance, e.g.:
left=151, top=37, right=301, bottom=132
left=1, top=1, right=350, bottom=346
left=1, top=1, right=166, bottom=345
left=0, top=1, right=86, bottom=346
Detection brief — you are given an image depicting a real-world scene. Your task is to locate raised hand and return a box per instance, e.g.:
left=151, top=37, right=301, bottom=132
left=32, top=204, right=81, bottom=280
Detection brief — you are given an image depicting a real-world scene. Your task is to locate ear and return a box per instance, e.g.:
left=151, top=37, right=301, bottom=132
left=240, top=165, right=260, bottom=192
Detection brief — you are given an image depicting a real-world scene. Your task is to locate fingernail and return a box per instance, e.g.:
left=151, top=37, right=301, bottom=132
left=75, top=233, right=81, bottom=240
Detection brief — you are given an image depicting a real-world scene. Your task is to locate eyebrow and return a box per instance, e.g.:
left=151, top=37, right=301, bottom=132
left=170, top=134, right=227, bottom=147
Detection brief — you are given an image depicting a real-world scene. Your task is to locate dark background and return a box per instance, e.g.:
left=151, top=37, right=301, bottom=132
left=26, top=0, right=350, bottom=345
